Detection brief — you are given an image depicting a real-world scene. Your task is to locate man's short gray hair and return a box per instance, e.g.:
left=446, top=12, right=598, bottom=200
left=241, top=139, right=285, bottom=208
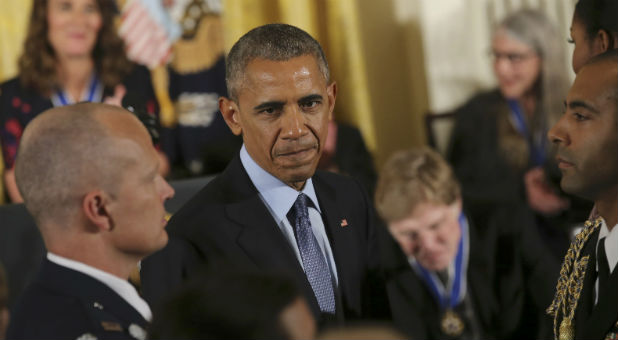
left=15, top=103, right=132, bottom=225
left=225, top=23, right=330, bottom=100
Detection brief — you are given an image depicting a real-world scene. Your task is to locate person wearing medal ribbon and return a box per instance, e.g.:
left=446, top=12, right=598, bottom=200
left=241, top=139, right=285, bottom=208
left=447, top=9, right=592, bottom=263
left=376, top=146, right=558, bottom=339
left=0, top=0, right=166, bottom=203
left=546, top=50, right=618, bottom=340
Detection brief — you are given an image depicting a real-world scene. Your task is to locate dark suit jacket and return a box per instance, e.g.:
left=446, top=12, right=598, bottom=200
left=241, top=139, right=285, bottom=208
left=380, top=208, right=558, bottom=340
left=7, top=259, right=149, bottom=340
left=141, top=155, right=389, bottom=325
left=566, top=228, right=618, bottom=339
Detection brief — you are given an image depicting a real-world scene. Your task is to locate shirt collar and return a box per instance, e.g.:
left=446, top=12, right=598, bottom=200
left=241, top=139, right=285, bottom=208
left=239, top=144, right=322, bottom=224
left=597, top=217, right=618, bottom=273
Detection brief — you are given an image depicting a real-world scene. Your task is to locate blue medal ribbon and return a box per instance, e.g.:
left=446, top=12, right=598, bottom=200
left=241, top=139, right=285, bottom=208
left=51, top=73, right=103, bottom=107
left=411, top=213, right=469, bottom=310
left=507, top=99, right=546, bottom=166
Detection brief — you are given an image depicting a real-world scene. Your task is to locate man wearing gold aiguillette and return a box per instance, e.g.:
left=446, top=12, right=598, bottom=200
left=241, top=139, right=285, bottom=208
left=546, top=50, right=618, bottom=340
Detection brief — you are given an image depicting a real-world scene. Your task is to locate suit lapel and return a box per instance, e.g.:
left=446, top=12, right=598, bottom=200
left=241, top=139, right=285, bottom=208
left=222, top=158, right=321, bottom=315
left=313, top=175, right=362, bottom=312
left=226, top=196, right=300, bottom=271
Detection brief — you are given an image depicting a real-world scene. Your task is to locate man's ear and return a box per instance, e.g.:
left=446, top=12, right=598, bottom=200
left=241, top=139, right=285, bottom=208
left=594, top=29, right=613, bottom=54
left=326, top=82, right=337, bottom=121
left=219, top=97, right=243, bottom=136
left=82, top=190, right=113, bottom=232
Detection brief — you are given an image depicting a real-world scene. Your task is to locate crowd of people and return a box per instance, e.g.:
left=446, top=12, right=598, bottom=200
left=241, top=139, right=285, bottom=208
left=0, top=0, right=617, bottom=339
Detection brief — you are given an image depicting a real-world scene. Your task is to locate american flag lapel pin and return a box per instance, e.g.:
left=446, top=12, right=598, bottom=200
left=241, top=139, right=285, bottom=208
left=340, top=219, right=348, bottom=227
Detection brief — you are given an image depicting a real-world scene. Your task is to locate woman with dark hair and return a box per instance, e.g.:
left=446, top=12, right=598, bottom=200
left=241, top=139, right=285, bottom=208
left=570, top=0, right=618, bottom=73
left=0, top=0, right=163, bottom=202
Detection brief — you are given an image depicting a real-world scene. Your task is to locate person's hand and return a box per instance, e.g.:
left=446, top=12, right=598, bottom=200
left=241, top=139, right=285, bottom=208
left=524, top=167, right=569, bottom=216
left=103, top=84, right=127, bottom=107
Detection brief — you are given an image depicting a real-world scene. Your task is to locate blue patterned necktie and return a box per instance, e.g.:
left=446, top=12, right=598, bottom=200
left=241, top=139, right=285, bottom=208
left=287, top=193, right=336, bottom=314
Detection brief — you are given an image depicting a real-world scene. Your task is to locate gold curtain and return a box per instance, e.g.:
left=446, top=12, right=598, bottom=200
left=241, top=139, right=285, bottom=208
left=0, top=0, right=32, bottom=203
left=222, top=0, right=377, bottom=151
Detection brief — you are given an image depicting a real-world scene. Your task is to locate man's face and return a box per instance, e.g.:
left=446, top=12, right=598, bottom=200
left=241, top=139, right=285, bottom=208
left=548, top=61, right=618, bottom=201
left=105, top=121, right=175, bottom=259
left=388, top=200, right=462, bottom=271
left=220, top=55, right=335, bottom=190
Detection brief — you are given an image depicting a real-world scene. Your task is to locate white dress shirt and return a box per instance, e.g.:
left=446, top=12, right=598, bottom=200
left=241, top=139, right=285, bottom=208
left=47, top=253, right=152, bottom=321
left=239, top=145, right=339, bottom=285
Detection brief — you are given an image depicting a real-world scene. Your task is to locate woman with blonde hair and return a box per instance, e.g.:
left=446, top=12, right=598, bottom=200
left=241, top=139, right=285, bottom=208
left=447, top=9, right=589, bottom=260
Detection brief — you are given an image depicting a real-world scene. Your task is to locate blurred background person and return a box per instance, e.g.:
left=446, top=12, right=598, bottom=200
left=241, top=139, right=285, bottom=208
left=161, top=0, right=241, bottom=179
left=570, top=0, right=618, bottom=73
left=447, top=9, right=591, bottom=262
left=0, top=0, right=165, bottom=203
left=317, top=119, right=377, bottom=198
left=149, top=269, right=316, bottom=340
left=376, top=147, right=558, bottom=340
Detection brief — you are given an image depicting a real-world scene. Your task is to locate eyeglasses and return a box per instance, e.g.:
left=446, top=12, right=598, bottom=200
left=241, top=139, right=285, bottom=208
left=489, top=50, right=538, bottom=64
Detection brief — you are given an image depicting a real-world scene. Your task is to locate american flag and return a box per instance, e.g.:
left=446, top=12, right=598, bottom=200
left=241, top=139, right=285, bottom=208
left=118, top=0, right=181, bottom=68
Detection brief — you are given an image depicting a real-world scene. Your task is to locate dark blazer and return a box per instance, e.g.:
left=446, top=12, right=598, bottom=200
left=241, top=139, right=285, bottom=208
left=141, top=155, right=389, bottom=325
left=565, top=228, right=618, bottom=339
left=7, top=259, right=149, bottom=340
left=380, top=207, right=558, bottom=340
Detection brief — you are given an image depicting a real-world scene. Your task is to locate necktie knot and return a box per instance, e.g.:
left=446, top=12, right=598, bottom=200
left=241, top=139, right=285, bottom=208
left=294, top=193, right=310, bottom=219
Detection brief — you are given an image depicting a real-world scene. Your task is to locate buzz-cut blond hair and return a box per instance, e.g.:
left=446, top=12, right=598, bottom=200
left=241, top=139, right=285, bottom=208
left=375, top=147, right=461, bottom=222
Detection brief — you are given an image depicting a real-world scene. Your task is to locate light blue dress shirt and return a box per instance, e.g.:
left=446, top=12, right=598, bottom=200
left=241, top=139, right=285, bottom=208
left=240, top=145, right=339, bottom=285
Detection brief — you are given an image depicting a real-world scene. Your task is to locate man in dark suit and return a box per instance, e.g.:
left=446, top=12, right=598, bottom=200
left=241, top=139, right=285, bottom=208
left=7, top=103, right=175, bottom=339
left=375, top=147, right=557, bottom=339
left=141, top=23, right=389, bottom=326
left=546, top=50, right=618, bottom=340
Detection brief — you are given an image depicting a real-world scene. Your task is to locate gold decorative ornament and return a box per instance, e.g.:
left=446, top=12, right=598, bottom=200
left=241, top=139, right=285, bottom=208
left=559, top=319, right=574, bottom=340
left=547, top=217, right=602, bottom=340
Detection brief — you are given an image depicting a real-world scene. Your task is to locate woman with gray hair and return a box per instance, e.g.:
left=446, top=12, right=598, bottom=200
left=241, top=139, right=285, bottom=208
left=447, top=9, right=590, bottom=262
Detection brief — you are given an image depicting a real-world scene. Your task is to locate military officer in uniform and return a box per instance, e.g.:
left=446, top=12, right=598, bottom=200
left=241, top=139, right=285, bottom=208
left=546, top=50, right=618, bottom=340
left=6, top=103, right=175, bottom=339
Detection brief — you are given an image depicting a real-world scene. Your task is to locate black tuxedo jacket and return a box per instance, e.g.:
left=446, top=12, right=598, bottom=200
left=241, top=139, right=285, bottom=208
left=7, top=259, right=149, bottom=340
left=141, top=155, right=390, bottom=324
left=380, top=207, right=558, bottom=340
left=571, top=228, right=618, bottom=339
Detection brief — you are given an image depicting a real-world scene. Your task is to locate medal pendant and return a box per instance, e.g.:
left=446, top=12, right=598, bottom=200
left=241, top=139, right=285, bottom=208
left=440, top=309, right=465, bottom=337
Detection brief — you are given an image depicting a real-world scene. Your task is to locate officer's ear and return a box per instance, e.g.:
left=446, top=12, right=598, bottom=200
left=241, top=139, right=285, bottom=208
left=82, top=190, right=114, bottom=232
left=219, top=97, right=242, bottom=136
